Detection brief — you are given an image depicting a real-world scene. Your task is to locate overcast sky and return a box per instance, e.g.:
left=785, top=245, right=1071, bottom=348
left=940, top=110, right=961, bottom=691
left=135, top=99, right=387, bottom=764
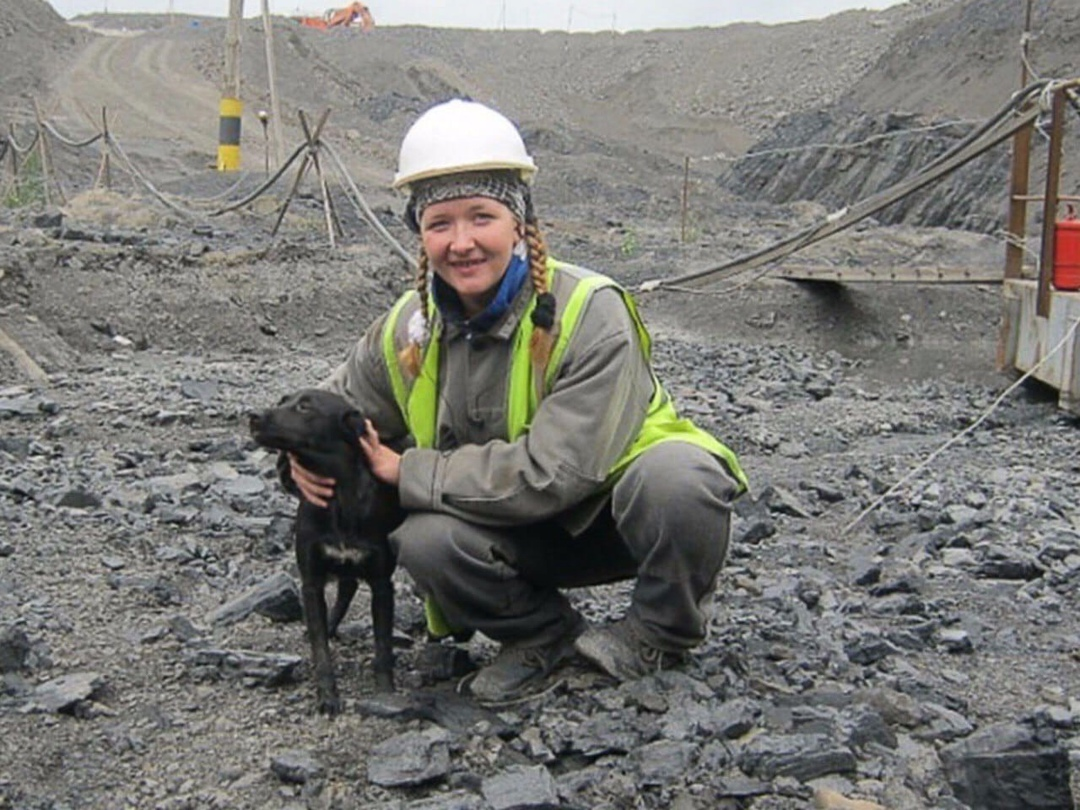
left=48, top=0, right=907, bottom=31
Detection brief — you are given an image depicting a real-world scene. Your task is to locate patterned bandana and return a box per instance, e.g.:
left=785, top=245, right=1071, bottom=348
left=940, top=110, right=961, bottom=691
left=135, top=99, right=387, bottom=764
left=405, top=170, right=528, bottom=232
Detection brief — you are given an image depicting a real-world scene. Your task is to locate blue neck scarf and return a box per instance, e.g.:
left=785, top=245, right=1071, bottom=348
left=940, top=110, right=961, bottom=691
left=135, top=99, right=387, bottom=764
left=433, top=251, right=530, bottom=333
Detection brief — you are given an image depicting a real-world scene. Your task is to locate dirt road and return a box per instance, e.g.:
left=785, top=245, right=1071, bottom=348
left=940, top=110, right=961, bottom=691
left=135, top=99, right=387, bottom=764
left=52, top=25, right=261, bottom=171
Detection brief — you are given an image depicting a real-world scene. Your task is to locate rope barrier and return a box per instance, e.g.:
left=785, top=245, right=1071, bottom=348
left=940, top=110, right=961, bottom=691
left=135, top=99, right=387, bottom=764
left=4, top=105, right=415, bottom=258
left=7, top=127, right=39, bottom=155
left=186, top=170, right=252, bottom=205
left=40, top=120, right=103, bottom=150
left=105, top=133, right=202, bottom=221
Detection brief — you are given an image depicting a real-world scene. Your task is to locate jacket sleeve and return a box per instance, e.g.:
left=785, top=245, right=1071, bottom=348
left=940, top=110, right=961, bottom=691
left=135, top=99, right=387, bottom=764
left=319, top=310, right=411, bottom=444
left=396, top=288, right=653, bottom=525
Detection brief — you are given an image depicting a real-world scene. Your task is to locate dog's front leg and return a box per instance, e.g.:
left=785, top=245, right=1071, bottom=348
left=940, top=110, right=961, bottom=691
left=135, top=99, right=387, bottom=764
left=301, top=578, right=341, bottom=715
left=328, top=577, right=359, bottom=638
left=369, top=574, right=395, bottom=691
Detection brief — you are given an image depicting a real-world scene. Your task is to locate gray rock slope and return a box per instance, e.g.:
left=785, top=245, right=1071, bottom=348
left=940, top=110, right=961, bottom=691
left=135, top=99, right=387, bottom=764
left=721, top=0, right=1080, bottom=232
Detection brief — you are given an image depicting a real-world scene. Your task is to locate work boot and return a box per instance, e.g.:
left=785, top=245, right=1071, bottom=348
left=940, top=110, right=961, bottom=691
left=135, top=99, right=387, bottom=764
left=416, top=640, right=478, bottom=685
left=574, top=619, right=687, bottom=681
left=468, top=620, right=582, bottom=703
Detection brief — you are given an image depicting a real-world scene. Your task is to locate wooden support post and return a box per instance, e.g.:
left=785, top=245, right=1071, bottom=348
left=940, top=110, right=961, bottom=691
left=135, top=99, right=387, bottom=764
left=316, top=141, right=346, bottom=241
left=316, top=162, right=338, bottom=247
left=7, top=124, right=19, bottom=197
left=272, top=109, right=333, bottom=239
left=260, top=0, right=285, bottom=169
left=224, top=0, right=243, bottom=102
left=0, top=141, right=11, bottom=206
left=312, top=112, right=345, bottom=242
left=1037, top=87, right=1066, bottom=318
left=1005, top=126, right=1034, bottom=278
left=32, top=98, right=61, bottom=206
left=1004, top=0, right=1035, bottom=280
left=680, top=156, right=690, bottom=244
left=95, top=106, right=112, bottom=189
left=324, top=176, right=345, bottom=239
left=272, top=149, right=312, bottom=236
left=298, top=109, right=338, bottom=247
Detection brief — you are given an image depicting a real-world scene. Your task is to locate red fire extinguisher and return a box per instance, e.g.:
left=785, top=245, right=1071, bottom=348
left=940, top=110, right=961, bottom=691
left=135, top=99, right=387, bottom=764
left=1054, top=204, right=1080, bottom=291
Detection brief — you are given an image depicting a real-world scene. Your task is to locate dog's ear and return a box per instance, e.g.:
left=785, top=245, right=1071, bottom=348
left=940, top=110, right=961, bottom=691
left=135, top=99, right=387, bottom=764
left=341, top=410, right=366, bottom=443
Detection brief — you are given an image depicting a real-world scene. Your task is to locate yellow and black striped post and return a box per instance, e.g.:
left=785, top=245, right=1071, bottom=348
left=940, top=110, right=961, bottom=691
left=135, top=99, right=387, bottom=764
left=217, top=97, right=242, bottom=172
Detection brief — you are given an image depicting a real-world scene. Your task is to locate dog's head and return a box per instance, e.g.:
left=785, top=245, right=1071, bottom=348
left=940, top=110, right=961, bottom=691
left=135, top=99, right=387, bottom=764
left=249, top=389, right=365, bottom=480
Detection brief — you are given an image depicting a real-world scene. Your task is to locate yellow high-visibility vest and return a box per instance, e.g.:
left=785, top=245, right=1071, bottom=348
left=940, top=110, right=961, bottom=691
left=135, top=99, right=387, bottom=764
left=382, top=259, right=748, bottom=636
left=383, top=259, right=748, bottom=488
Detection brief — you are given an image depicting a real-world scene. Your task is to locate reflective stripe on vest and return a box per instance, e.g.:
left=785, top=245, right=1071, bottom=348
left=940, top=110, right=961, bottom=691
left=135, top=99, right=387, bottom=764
left=381, top=260, right=748, bottom=492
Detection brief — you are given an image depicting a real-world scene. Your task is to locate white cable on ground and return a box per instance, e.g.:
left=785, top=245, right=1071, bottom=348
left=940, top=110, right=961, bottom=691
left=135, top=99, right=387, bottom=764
left=185, top=170, right=252, bottom=206
left=843, top=316, right=1080, bottom=534
left=106, top=133, right=202, bottom=221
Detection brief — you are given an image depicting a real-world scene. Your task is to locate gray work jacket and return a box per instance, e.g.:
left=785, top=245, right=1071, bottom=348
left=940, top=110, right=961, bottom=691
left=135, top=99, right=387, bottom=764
left=323, top=262, right=655, bottom=535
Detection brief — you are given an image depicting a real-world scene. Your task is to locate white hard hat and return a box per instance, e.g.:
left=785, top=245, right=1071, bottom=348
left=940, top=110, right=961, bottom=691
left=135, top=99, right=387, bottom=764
left=392, top=99, right=537, bottom=191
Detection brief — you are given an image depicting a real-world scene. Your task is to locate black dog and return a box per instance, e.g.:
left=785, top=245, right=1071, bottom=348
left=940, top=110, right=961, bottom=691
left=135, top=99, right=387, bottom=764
left=249, top=389, right=403, bottom=715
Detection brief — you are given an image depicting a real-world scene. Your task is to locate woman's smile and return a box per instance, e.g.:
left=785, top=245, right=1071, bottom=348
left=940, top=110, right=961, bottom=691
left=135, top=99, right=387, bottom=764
left=420, top=197, right=521, bottom=317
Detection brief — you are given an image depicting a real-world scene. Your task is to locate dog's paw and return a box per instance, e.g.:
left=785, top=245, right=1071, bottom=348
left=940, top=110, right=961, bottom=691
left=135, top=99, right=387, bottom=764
left=316, top=683, right=343, bottom=716
left=374, top=670, right=395, bottom=692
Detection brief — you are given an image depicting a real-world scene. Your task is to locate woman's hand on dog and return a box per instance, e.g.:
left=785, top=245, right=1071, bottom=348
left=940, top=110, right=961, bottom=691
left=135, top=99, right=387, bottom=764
left=288, top=454, right=337, bottom=507
left=288, top=420, right=400, bottom=505
left=360, top=419, right=401, bottom=486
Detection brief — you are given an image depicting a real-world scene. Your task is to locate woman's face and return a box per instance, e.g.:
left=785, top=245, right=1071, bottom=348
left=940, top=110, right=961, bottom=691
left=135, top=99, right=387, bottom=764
left=419, top=196, right=522, bottom=317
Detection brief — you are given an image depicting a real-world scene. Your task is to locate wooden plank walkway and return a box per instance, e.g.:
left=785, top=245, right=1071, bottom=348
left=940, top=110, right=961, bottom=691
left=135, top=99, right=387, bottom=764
left=773, top=266, right=1004, bottom=284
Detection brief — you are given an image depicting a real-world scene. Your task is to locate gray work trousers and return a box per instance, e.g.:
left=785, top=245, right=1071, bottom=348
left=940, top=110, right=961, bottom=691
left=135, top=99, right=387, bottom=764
left=389, top=442, right=739, bottom=652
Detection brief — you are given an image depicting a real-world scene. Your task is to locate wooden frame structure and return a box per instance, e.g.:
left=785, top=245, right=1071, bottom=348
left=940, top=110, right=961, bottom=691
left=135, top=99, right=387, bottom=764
left=997, top=82, right=1080, bottom=414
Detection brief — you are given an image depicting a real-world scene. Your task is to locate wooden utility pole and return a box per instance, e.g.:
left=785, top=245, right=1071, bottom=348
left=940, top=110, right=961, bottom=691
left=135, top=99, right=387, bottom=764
left=261, top=0, right=285, bottom=168
left=96, top=107, right=111, bottom=189
left=224, top=0, right=243, bottom=100
left=1003, top=0, right=1035, bottom=279
left=1036, top=87, right=1066, bottom=317
left=217, top=0, right=245, bottom=171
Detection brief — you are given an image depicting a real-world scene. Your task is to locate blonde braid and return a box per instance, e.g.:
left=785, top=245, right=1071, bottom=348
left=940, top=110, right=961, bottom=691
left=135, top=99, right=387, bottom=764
left=526, top=221, right=556, bottom=375
left=398, top=248, right=429, bottom=377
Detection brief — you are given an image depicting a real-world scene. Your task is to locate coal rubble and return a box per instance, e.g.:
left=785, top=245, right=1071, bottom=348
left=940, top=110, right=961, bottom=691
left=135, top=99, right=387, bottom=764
left=3, top=0, right=1080, bottom=802
left=2, top=302, right=1079, bottom=809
